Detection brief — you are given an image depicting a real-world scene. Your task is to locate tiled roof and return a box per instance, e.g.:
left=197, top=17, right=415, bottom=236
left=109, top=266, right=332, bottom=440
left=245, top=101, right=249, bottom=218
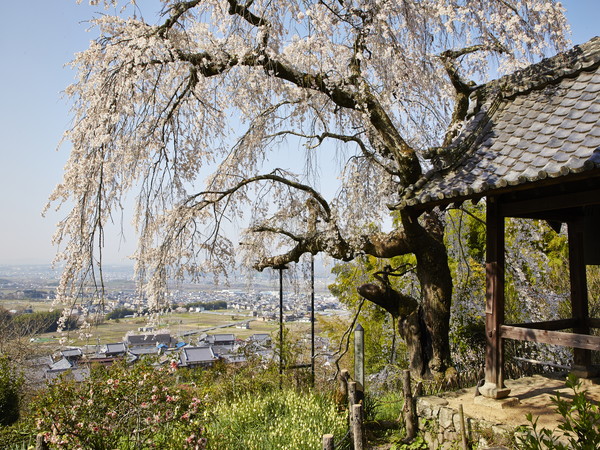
left=126, top=333, right=173, bottom=345
left=397, top=36, right=600, bottom=209
left=181, top=346, right=216, bottom=364
left=61, top=348, right=83, bottom=358
left=105, top=343, right=126, bottom=354
left=48, top=357, right=73, bottom=371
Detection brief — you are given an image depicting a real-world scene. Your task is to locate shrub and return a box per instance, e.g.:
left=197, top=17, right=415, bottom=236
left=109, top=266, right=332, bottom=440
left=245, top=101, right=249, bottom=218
left=204, top=388, right=346, bottom=449
left=30, top=360, right=206, bottom=449
left=105, top=307, right=135, bottom=320
left=518, top=374, right=600, bottom=449
left=0, top=355, right=22, bottom=426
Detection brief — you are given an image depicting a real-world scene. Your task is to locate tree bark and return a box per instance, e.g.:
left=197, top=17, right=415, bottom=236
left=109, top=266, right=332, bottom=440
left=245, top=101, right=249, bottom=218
left=401, top=209, right=453, bottom=377
left=357, top=210, right=453, bottom=378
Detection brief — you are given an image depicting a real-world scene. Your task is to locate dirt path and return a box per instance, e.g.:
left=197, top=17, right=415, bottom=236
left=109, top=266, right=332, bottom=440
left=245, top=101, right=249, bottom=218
left=441, top=373, right=600, bottom=430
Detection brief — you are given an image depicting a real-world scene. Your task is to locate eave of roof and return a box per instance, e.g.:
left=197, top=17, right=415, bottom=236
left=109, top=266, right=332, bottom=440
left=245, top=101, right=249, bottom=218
left=395, top=36, right=600, bottom=211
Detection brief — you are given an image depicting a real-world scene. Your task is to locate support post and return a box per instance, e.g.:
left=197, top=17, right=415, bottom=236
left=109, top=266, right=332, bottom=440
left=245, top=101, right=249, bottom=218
left=36, top=435, right=49, bottom=450
left=459, top=404, right=469, bottom=450
left=568, top=219, right=593, bottom=377
left=348, top=381, right=358, bottom=413
left=481, top=197, right=510, bottom=399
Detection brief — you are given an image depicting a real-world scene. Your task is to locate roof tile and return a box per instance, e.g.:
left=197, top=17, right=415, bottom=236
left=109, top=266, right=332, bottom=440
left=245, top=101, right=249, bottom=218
left=398, top=37, right=600, bottom=209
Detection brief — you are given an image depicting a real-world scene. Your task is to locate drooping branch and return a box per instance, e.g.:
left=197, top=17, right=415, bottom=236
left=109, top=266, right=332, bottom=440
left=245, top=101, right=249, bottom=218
left=160, top=2, right=422, bottom=186
left=185, top=172, right=332, bottom=222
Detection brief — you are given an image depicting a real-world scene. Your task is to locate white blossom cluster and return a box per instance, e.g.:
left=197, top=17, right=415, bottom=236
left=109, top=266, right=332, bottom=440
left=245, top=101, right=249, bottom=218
left=50, top=0, right=568, bottom=311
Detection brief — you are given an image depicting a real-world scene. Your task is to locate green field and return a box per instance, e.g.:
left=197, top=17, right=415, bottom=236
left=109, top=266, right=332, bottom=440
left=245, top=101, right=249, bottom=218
left=2, top=298, right=319, bottom=353
left=29, top=310, right=294, bottom=348
left=0, top=298, right=55, bottom=312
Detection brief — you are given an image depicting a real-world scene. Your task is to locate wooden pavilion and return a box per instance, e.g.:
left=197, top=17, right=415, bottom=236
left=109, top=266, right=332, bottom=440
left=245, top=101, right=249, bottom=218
left=397, top=37, right=600, bottom=399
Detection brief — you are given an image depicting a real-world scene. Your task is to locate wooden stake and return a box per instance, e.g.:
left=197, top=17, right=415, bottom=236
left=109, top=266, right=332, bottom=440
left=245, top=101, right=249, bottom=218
left=459, top=404, right=469, bottom=450
left=339, top=369, right=349, bottom=403
left=36, top=434, right=49, bottom=450
left=322, top=434, right=334, bottom=450
left=352, top=403, right=365, bottom=450
left=402, top=369, right=417, bottom=440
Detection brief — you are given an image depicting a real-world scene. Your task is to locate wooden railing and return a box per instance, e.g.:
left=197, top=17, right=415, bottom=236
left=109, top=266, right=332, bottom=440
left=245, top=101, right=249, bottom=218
left=501, top=318, right=600, bottom=351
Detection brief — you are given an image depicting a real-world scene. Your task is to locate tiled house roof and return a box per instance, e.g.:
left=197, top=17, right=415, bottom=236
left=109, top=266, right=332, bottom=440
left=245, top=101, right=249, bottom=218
left=180, top=347, right=217, bottom=366
left=397, top=36, right=600, bottom=210
left=125, top=333, right=174, bottom=347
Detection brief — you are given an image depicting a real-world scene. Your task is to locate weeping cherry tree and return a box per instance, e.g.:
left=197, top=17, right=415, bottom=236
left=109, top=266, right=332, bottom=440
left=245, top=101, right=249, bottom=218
left=48, top=0, right=568, bottom=377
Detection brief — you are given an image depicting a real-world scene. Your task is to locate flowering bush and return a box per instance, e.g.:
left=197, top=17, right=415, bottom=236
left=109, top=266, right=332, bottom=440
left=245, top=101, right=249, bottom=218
left=30, top=360, right=205, bottom=449
left=204, top=388, right=346, bottom=449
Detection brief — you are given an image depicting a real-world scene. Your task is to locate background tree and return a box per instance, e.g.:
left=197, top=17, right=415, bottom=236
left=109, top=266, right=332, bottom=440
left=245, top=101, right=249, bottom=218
left=48, top=0, right=568, bottom=377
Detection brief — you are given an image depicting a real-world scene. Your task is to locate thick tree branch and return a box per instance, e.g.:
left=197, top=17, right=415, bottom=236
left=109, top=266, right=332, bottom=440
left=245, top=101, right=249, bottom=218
left=158, top=0, right=202, bottom=37
left=438, top=42, right=507, bottom=147
left=253, top=226, right=414, bottom=271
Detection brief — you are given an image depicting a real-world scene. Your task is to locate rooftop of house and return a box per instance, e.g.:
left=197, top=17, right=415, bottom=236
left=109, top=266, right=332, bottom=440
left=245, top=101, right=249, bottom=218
left=180, top=346, right=216, bottom=365
left=61, top=348, right=83, bottom=358
left=105, top=343, right=127, bottom=354
left=208, top=333, right=236, bottom=342
left=396, top=36, right=600, bottom=210
left=125, top=333, right=174, bottom=346
left=48, top=357, right=73, bottom=372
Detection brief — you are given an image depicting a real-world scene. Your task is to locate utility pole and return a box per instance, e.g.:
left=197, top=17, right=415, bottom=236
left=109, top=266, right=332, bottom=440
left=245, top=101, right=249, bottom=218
left=274, top=264, right=288, bottom=385
left=311, top=254, right=315, bottom=386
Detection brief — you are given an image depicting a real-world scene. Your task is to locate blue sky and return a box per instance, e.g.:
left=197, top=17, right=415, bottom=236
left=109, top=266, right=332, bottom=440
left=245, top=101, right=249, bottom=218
left=0, top=1, right=598, bottom=265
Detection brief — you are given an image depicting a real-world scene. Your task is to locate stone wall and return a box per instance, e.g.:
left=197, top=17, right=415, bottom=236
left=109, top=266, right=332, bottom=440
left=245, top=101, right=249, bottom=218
left=415, top=395, right=513, bottom=449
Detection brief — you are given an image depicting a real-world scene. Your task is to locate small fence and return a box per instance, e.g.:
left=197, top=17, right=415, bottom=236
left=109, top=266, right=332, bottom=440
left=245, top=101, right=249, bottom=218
left=322, top=369, right=366, bottom=449
left=322, top=367, right=474, bottom=450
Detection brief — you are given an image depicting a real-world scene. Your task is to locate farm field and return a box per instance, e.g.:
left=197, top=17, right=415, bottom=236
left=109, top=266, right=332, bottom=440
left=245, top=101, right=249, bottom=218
left=25, top=309, right=311, bottom=349
left=0, top=298, right=55, bottom=312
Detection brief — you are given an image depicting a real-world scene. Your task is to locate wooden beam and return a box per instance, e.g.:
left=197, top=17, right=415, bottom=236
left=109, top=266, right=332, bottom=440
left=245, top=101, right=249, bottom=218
left=500, top=325, right=600, bottom=351
left=500, top=188, right=600, bottom=217
left=587, top=318, right=600, bottom=329
left=505, top=318, right=578, bottom=331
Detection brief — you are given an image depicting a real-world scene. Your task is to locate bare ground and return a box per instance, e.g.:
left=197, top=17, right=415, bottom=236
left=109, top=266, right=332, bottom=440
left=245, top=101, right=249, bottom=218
left=441, top=373, right=600, bottom=430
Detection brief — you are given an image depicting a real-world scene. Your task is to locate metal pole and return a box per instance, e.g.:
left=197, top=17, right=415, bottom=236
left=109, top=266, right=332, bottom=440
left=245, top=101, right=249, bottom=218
left=274, top=264, right=288, bottom=384
left=354, top=323, right=364, bottom=390
left=311, top=254, right=315, bottom=386
left=279, top=266, right=284, bottom=378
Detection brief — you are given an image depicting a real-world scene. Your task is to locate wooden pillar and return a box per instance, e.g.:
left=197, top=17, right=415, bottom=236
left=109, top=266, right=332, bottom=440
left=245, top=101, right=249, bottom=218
left=480, top=197, right=510, bottom=399
left=568, top=219, right=593, bottom=376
